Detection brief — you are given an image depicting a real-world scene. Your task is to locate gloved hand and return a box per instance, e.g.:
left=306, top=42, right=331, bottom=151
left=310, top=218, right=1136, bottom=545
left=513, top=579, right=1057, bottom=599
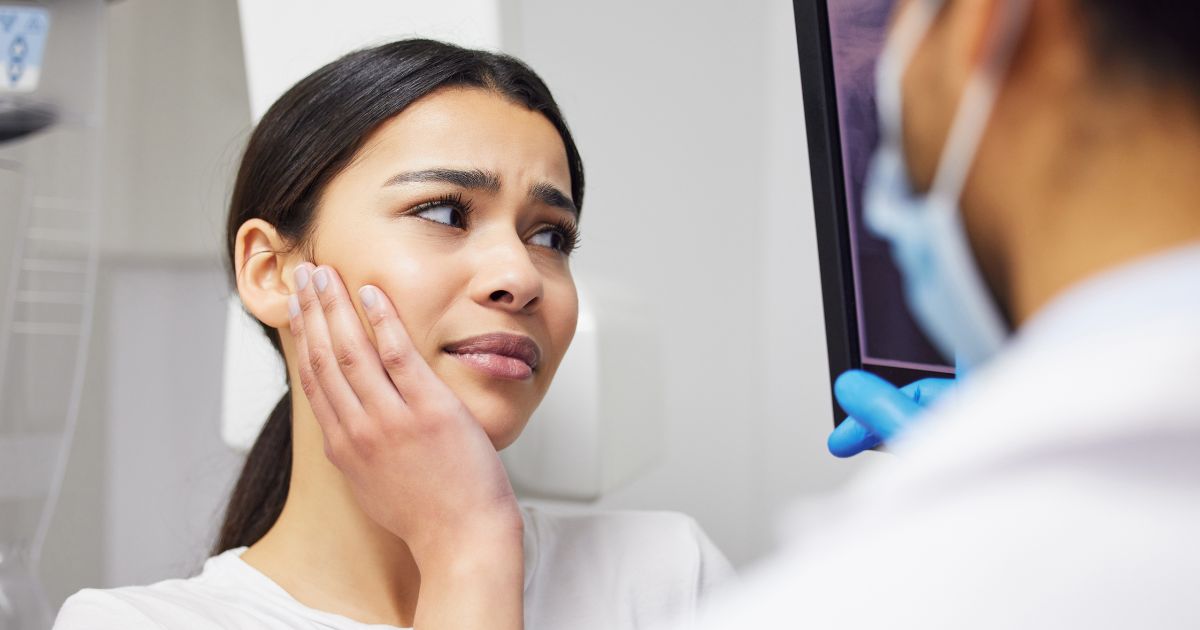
left=827, top=369, right=955, bottom=458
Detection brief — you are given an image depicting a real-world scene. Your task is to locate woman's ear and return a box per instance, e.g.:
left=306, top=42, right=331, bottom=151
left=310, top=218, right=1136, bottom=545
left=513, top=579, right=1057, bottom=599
left=234, top=219, right=296, bottom=329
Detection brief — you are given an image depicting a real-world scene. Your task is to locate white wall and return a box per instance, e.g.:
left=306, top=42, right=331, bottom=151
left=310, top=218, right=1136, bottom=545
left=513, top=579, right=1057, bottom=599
left=504, top=0, right=868, bottom=564
left=39, top=262, right=241, bottom=604
left=102, top=265, right=242, bottom=586
left=39, top=0, right=251, bottom=605
left=101, top=0, right=251, bottom=262
left=237, top=0, right=501, bottom=122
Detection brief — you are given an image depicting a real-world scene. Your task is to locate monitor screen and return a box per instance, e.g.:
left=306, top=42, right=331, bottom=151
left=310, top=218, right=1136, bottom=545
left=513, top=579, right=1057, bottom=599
left=826, top=0, right=952, bottom=375
left=795, top=0, right=953, bottom=422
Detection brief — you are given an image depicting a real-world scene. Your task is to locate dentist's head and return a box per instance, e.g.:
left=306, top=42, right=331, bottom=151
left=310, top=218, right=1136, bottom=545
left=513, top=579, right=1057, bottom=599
left=868, top=0, right=1200, bottom=368
left=218, top=39, right=584, bottom=551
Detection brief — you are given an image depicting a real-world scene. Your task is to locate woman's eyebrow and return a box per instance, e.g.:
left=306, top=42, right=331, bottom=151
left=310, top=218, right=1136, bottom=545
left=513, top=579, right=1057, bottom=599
left=383, top=168, right=502, bottom=191
left=530, top=182, right=578, bottom=216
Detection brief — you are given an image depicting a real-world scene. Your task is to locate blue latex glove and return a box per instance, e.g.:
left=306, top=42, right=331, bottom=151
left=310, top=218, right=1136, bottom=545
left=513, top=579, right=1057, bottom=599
left=827, top=370, right=955, bottom=458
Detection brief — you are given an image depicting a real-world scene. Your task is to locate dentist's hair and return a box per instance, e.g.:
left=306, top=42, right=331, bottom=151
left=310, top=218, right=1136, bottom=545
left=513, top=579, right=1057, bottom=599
left=217, top=39, right=584, bottom=554
left=1082, top=2, right=1200, bottom=100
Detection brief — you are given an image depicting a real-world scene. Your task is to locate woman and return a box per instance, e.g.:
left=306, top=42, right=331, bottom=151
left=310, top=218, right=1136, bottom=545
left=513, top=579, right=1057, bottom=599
left=54, top=39, right=731, bottom=629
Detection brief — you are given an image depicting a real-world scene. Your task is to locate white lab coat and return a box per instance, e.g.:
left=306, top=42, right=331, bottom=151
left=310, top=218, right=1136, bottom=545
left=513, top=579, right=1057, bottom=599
left=688, top=244, right=1200, bottom=629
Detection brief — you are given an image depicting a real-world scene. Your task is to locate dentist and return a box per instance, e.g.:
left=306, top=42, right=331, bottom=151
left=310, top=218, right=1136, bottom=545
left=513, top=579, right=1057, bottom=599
left=690, top=0, right=1200, bottom=626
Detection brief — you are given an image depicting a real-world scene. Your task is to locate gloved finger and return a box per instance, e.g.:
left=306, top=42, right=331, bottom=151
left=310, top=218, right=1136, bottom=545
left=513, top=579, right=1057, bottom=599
left=827, top=416, right=883, bottom=458
left=833, top=369, right=923, bottom=441
left=900, top=377, right=956, bottom=406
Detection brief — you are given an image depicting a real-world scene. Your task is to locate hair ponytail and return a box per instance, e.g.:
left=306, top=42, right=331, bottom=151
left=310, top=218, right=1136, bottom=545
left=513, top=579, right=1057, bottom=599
left=213, top=394, right=293, bottom=553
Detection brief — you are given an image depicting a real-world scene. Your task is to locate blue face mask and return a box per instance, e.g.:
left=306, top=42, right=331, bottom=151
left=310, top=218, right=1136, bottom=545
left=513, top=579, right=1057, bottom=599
left=863, top=0, right=1031, bottom=371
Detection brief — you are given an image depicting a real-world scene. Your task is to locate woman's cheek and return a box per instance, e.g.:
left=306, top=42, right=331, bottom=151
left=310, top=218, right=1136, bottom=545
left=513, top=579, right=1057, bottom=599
left=550, top=278, right=580, bottom=354
left=372, top=252, right=462, bottom=358
left=534, top=278, right=579, bottom=391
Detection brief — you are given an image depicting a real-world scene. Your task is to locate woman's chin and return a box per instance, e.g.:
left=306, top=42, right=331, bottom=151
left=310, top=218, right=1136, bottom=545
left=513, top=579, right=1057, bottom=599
left=433, top=360, right=545, bottom=450
left=447, top=386, right=536, bottom=450
left=476, top=411, right=530, bottom=451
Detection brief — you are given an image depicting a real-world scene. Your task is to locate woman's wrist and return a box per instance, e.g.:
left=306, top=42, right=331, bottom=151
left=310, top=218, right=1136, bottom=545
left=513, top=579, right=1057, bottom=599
left=412, top=517, right=526, bottom=630
left=409, top=506, right=524, bottom=570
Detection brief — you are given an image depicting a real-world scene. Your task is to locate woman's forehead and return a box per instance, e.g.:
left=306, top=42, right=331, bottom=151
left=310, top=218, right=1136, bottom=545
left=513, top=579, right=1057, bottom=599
left=345, top=87, right=571, bottom=188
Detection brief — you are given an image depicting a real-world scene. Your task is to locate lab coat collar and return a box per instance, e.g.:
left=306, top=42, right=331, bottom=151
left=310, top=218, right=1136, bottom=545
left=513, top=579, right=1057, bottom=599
left=1014, top=242, right=1200, bottom=352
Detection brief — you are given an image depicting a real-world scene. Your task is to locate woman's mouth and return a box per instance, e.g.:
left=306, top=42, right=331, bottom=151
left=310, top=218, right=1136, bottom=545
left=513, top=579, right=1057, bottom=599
left=443, top=333, right=542, bottom=381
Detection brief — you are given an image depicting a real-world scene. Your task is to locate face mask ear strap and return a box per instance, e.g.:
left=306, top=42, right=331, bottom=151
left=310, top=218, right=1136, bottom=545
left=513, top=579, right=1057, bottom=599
left=929, top=0, right=1035, bottom=201
left=875, top=0, right=945, bottom=145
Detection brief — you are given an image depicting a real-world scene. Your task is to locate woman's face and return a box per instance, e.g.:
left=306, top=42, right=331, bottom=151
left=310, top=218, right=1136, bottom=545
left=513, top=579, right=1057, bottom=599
left=300, top=87, right=579, bottom=450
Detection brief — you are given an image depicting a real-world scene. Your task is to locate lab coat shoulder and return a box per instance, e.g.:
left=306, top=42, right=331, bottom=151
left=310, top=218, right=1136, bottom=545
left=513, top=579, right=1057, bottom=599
left=694, top=441, right=1200, bottom=629
left=692, top=251, right=1200, bottom=629
left=522, top=505, right=736, bottom=627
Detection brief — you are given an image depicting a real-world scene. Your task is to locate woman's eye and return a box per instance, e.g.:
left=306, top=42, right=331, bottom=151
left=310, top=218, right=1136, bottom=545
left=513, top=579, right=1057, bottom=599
left=529, top=227, right=567, bottom=252
left=414, top=204, right=465, bottom=228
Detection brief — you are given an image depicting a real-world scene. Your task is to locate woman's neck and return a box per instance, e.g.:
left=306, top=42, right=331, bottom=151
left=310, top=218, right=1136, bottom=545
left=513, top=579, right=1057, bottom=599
left=240, top=390, right=422, bottom=627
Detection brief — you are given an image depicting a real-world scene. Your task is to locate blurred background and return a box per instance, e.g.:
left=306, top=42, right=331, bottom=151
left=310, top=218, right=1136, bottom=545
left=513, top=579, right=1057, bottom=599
left=9, top=0, right=871, bottom=607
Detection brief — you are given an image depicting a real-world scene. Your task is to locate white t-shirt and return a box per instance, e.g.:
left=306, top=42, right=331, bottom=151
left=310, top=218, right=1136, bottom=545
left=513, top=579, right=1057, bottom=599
left=54, top=505, right=734, bottom=630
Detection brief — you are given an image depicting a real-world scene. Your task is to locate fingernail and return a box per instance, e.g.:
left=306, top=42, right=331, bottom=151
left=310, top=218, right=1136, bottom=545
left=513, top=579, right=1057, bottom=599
left=294, top=266, right=310, bottom=291
left=313, top=268, right=330, bottom=293
left=359, top=285, right=379, bottom=310
left=288, top=294, right=300, bottom=319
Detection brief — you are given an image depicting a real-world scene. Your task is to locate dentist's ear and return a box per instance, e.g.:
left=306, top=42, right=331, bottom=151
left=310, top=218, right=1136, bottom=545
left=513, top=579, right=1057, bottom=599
left=234, top=219, right=296, bottom=329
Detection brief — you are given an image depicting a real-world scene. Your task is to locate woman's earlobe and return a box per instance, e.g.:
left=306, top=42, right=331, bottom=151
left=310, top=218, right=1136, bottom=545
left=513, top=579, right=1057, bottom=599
left=235, top=219, right=293, bottom=329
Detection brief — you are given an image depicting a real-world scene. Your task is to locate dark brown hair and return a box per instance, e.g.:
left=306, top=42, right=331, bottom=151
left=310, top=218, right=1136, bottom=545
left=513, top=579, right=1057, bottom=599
left=214, top=39, right=584, bottom=553
left=1082, top=1, right=1200, bottom=99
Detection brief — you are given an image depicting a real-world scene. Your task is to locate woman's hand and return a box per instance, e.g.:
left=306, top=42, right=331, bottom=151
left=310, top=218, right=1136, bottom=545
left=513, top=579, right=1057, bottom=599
left=288, top=262, right=523, bottom=629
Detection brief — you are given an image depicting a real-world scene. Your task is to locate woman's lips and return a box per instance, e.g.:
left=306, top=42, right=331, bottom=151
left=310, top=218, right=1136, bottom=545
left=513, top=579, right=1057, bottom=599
left=443, top=333, right=541, bottom=381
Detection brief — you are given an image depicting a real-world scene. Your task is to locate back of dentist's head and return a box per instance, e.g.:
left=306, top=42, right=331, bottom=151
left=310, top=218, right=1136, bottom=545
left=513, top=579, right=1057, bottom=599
left=1081, top=2, right=1200, bottom=98
left=868, top=0, right=1200, bottom=369
left=216, top=39, right=584, bottom=554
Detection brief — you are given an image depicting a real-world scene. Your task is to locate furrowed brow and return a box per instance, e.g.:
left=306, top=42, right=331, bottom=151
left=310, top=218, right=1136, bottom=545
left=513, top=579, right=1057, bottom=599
left=384, top=168, right=502, bottom=191
left=529, top=182, right=578, bottom=216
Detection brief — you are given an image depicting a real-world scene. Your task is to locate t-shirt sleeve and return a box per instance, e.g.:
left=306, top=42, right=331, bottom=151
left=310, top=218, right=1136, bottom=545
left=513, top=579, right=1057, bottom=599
left=687, top=516, right=738, bottom=600
left=53, top=589, right=165, bottom=630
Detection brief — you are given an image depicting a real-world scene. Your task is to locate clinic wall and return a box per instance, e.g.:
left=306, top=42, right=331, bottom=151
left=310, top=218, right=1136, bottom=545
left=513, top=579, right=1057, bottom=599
left=101, top=0, right=250, bottom=262
left=39, top=0, right=251, bottom=606
left=39, top=265, right=241, bottom=604
left=238, top=0, right=501, bottom=121
left=504, top=0, right=867, bottom=564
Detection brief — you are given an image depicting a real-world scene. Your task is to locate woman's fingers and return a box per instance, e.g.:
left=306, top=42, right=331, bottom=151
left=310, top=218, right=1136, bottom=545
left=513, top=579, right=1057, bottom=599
left=287, top=289, right=342, bottom=441
left=357, top=283, right=447, bottom=405
left=309, top=265, right=402, bottom=417
left=293, top=263, right=364, bottom=418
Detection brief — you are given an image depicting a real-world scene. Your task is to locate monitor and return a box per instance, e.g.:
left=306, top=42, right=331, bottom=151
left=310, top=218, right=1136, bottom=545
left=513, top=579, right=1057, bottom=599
left=793, top=0, right=955, bottom=426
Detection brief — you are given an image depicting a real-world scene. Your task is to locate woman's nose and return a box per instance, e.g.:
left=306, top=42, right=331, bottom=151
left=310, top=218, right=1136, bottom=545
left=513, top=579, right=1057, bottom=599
left=470, top=240, right=544, bottom=315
